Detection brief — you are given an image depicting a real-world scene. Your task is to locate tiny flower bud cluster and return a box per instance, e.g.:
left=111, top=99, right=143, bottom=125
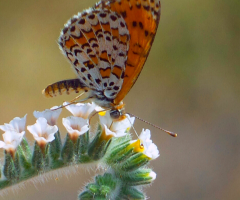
left=0, top=102, right=160, bottom=199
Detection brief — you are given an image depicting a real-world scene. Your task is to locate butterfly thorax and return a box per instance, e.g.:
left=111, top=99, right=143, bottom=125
left=91, top=90, right=126, bottom=120
left=88, top=88, right=118, bottom=108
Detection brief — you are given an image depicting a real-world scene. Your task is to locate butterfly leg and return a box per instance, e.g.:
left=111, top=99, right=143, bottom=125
left=69, top=92, right=85, bottom=103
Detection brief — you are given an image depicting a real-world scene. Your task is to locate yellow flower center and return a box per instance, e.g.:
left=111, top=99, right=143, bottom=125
left=98, top=111, right=106, bottom=116
left=128, top=139, right=144, bottom=153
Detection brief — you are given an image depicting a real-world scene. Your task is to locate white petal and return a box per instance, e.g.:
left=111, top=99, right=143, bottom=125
left=102, top=124, right=127, bottom=138
left=149, top=171, right=157, bottom=180
left=99, top=111, right=112, bottom=128
left=99, top=113, right=135, bottom=137
left=111, top=114, right=135, bottom=132
left=139, top=129, right=151, bottom=141
left=27, top=123, right=40, bottom=138
left=95, top=105, right=105, bottom=112
left=10, top=114, right=27, bottom=133
left=62, top=116, right=89, bottom=136
left=27, top=117, right=58, bottom=144
left=114, top=130, right=128, bottom=137
left=103, top=124, right=117, bottom=137
left=0, top=131, right=24, bottom=150
left=34, top=106, right=62, bottom=126
left=0, top=114, right=27, bottom=133
left=0, top=124, right=14, bottom=132
left=139, top=129, right=160, bottom=159
left=0, top=141, right=5, bottom=148
left=45, top=132, right=55, bottom=143
left=63, top=102, right=96, bottom=119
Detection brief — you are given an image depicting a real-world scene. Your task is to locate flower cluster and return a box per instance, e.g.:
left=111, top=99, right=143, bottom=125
left=0, top=102, right=160, bottom=199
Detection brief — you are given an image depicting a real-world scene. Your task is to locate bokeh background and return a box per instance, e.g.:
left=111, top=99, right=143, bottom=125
left=0, top=0, right=239, bottom=199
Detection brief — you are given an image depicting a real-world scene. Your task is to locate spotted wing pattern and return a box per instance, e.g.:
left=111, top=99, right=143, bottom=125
left=95, top=0, right=161, bottom=105
left=43, top=0, right=161, bottom=109
left=58, top=8, right=130, bottom=104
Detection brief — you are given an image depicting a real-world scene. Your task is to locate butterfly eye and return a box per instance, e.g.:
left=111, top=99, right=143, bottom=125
left=110, top=109, right=121, bottom=119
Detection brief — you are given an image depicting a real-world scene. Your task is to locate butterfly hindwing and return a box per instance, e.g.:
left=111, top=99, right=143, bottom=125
left=59, top=13, right=102, bottom=90
left=95, top=0, right=161, bottom=105
left=58, top=8, right=130, bottom=101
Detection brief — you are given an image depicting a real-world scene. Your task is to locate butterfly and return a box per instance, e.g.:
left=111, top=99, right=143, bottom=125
left=43, top=0, right=161, bottom=119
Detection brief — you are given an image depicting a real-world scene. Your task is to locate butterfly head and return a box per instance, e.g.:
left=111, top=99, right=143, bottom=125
left=110, top=102, right=126, bottom=120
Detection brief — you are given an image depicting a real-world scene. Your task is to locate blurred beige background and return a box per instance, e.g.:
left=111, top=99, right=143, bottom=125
left=0, top=0, right=239, bottom=199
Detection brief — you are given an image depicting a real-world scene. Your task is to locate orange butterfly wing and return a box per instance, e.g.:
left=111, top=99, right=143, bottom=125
left=95, top=0, right=161, bottom=105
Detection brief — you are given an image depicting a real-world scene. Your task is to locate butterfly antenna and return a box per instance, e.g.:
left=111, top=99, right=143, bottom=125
left=127, top=113, right=177, bottom=137
left=126, top=115, right=139, bottom=138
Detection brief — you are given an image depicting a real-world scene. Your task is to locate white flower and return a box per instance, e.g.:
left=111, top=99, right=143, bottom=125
left=0, top=131, right=24, bottom=152
left=0, top=114, right=27, bottom=134
left=101, top=124, right=126, bottom=138
left=27, top=117, right=58, bottom=146
left=62, top=116, right=89, bottom=141
left=63, top=102, right=96, bottom=119
left=95, top=105, right=105, bottom=113
left=149, top=171, right=157, bottom=180
left=33, top=106, right=62, bottom=126
left=99, top=112, right=135, bottom=137
left=139, top=129, right=159, bottom=159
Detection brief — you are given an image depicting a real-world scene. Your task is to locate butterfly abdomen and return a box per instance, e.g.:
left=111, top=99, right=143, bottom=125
left=43, top=79, right=88, bottom=97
